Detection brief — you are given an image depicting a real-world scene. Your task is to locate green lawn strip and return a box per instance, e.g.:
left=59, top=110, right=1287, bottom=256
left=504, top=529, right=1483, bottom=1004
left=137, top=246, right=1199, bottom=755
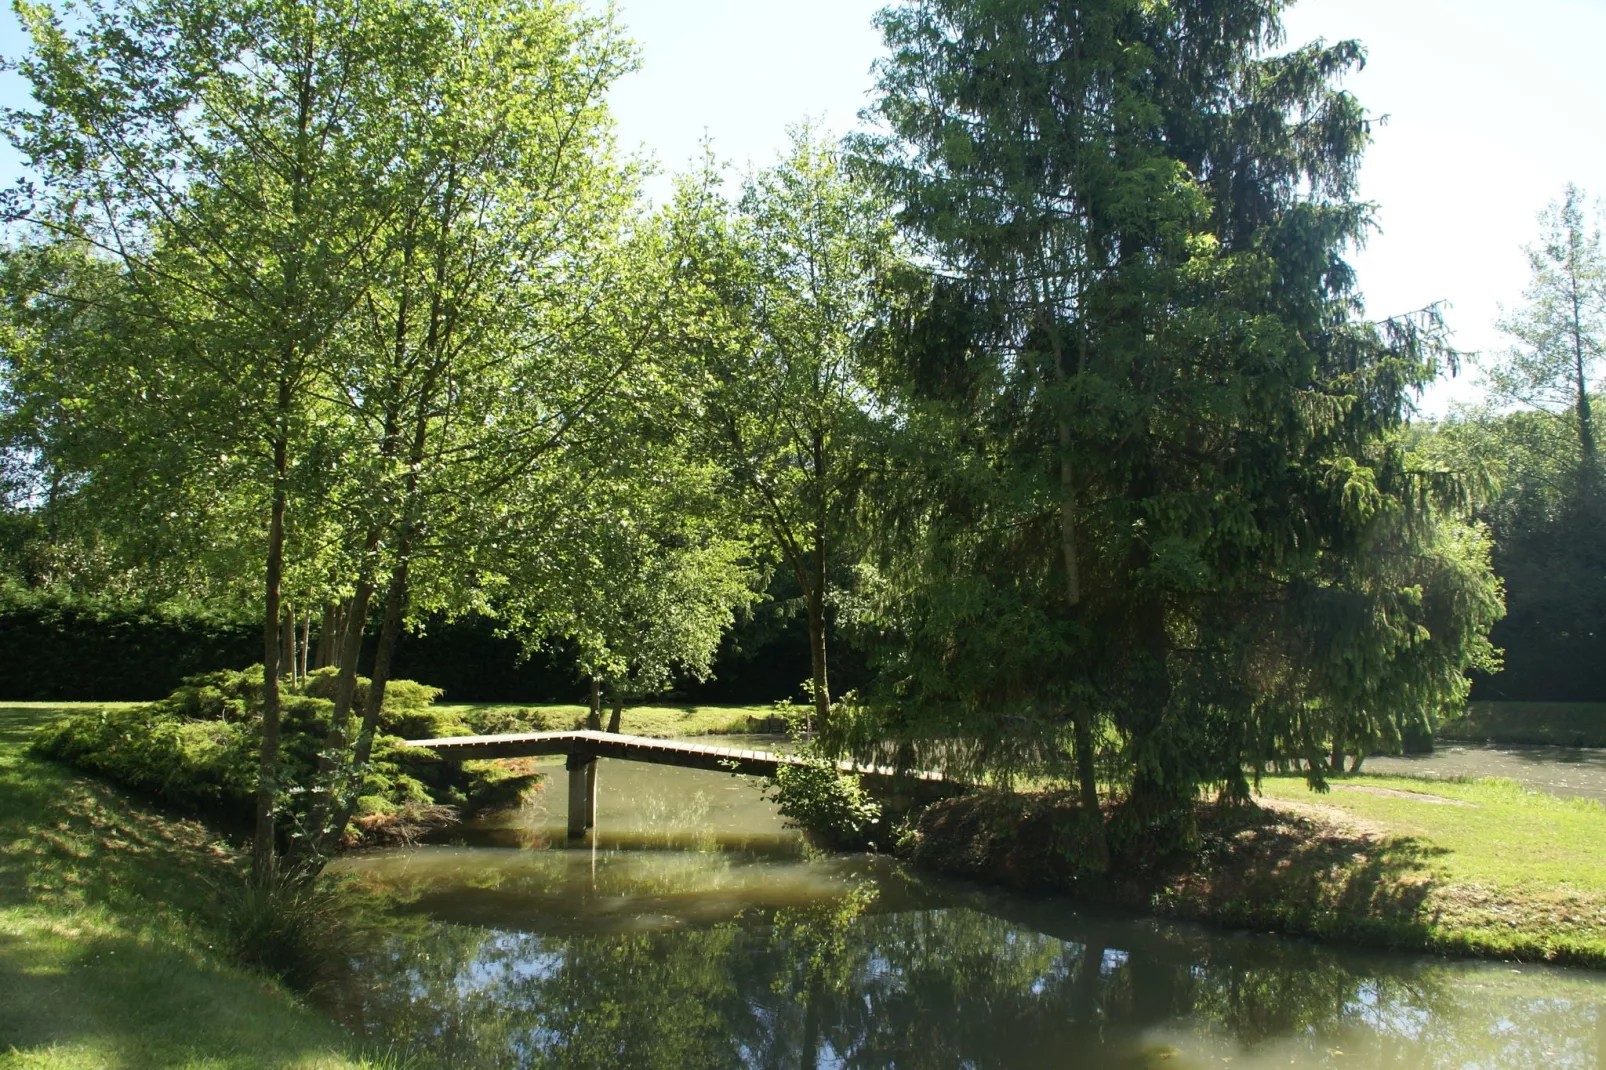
left=1246, top=773, right=1606, bottom=965
left=1437, top=701, right=1606, bottom=748
left=431, top=703, right=782, bottom=739
left=0, top=706, right=385, bottom=1069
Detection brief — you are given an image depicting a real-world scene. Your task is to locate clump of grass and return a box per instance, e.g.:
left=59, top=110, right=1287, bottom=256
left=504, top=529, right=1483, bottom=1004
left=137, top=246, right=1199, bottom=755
left=217, top=872, right=357, bottom=993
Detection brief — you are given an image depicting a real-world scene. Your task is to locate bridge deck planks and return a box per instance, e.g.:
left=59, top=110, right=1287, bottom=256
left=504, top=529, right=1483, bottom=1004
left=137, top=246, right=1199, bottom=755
left=402, top=729, right=950, bottom=788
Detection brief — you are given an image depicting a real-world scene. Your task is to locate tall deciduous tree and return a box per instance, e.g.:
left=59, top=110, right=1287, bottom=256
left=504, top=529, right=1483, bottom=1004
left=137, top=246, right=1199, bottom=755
left=851, top=0, right=1500, bottom=854
left=6, top=0, right=418, bottom=878
left=294, top=0, right=647, bottom=860
left=671, top=130, right=897, bottom=730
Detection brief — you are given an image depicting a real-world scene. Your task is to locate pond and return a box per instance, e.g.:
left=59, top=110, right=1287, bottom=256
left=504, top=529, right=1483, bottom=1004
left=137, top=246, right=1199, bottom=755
left=328, top=752, right=1606, bottom=1068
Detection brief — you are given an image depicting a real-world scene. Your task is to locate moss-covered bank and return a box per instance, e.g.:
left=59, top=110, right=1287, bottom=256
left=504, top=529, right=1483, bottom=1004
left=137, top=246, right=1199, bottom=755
left=904, top=774, right=1606, bottom=969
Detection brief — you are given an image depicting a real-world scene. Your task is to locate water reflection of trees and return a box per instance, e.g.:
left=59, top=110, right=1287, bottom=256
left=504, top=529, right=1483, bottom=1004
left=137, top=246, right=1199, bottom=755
left=328, top=899, right=1603, bottom=1068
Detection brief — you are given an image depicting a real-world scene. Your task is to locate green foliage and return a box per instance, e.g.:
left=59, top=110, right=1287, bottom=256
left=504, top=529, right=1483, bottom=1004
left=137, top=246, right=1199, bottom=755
left=31, top=666, right=534, bottom=842
left=1480, top=185, right=1604, bottom=479
left=665, top=127, right=901, bottom=727
left=767, top=756, right=883, bottom=851
left=1427, top=402, right=1606, bottom=701
left=841, top=0, right=1504, bottom=825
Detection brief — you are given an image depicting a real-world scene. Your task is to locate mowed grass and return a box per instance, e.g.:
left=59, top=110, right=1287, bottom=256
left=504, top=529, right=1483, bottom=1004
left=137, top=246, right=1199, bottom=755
left=0, top=705, right=387, bottom=1069
left=1437, top=700, right=1606, bottom=748
left=1246, top=773, right=1606, bottom=965
left=432, top=702, right=784, bottom=738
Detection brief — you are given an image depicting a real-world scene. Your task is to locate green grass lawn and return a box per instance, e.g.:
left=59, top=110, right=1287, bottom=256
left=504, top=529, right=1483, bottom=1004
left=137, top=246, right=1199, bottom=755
left=1437, top=701, right=1606, bottom=747
left=1242, top=773, right=1606, bottom=964
left=431, top=702, right=784, bottom=738
left=0, top=705, right=388, bottom=1069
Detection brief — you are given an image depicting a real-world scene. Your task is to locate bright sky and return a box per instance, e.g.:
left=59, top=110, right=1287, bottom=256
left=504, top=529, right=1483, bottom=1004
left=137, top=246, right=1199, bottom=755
left=604, top=0, right=1606, bottom=416
left=4, top=0, right=1603, bottom=415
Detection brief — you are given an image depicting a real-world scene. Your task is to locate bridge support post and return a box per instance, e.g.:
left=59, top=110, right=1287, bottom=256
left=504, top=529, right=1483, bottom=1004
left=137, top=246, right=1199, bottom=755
left=565, top=752, right=596, bottom=841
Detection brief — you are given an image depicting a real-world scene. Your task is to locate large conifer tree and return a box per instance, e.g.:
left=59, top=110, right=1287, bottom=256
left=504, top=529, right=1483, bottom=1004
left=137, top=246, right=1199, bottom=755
left=850, top=0, right=1501, bottom=855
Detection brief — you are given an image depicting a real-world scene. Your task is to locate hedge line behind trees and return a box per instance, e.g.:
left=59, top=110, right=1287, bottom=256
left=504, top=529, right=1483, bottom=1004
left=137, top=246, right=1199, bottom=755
left=0, top=592, right=855, bottom=705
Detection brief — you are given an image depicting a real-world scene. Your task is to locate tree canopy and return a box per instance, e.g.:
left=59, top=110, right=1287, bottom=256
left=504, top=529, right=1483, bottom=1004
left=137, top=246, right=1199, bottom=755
left=0, top=0, right=1517, bottom=869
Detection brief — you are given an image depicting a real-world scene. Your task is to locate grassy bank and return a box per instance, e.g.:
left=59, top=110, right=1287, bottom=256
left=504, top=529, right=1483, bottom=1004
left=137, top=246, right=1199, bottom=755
left=431, top=702, right=782, bottom=738
left=0, top=705, right=386, bottom=1069
left=909, top=772, right=1606, bottom=968
left=1438, top=701, right=1606, bottom=748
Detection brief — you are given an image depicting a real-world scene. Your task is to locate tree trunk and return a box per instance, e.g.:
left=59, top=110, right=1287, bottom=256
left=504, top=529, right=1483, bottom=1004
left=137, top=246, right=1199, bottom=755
left=326, top=552, right=411, bottom=849
left=1349, top=753, right=1366, bottom=774
left=811, top=433, right=833, bottom=733
left=281, top=605, right=296, bottom=685
left=299, top=612, right=311, bottom=683
left=315, top=604, right=337, bottom=669
left=587, top=677, right=602, bottom=731
left=1052, top=328, right=1105, bottom=864
left=297, top=545, right=379, bottom=862
left=253, top=410, right=290, bottom=885
left=805, top=586, right=830, bottom=734
left=1575, top=326, right=1598, bottom=484
left=1330, top=731, right=1345, bottom=774
left=607, top=689, right=624, bottom=734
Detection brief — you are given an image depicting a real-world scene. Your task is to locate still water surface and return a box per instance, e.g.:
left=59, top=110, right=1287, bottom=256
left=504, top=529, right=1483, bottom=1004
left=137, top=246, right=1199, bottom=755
left=330, top=751, right=1606, bottom=1068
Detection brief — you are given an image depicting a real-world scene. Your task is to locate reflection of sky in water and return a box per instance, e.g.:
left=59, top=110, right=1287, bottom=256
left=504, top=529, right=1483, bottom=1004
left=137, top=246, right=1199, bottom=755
left=330, top=735, right=1606, bottom=1069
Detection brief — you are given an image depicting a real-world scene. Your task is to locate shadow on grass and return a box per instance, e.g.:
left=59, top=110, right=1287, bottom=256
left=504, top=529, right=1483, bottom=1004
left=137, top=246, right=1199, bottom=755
left=0, top=705, right=381, bottom=1067
left=0, top=706, right=240, bottom=919
left=0, top=922, right=370, bottom=1068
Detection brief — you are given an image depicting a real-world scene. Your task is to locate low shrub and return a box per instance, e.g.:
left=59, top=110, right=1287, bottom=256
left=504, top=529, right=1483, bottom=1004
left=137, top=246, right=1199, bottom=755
left=767, top=756, right=883, bottom=851
left=32, top=666, right=543, bottom=846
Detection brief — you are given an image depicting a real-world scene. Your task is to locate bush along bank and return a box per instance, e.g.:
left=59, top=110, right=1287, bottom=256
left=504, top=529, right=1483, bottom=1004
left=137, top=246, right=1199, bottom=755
left=32, top=666, right=549, bottom=850
left=897, top=777, right=1606, bottom=969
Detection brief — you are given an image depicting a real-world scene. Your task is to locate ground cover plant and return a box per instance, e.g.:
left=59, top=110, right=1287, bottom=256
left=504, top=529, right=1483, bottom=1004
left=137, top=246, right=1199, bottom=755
left=0, top=705, right=393, bottom=1068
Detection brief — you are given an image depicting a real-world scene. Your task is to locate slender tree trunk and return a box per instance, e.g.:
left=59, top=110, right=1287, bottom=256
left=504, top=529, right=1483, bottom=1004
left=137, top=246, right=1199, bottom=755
left=807, top=431, right=832, bottom=733
left=281, top=605, right=296, bottom=685
left=297, top=539, right=381, bottom=863
left=315, top=604, right=336, bottom=669
left=1575, top=325, right=1598, bottom=480
left=253, top=394, right=291, bottom=885
left=805, top=582, right=830, bottom=733
left=299, top=612, right=311, bottom=683
left=1051, top=326, right=1104, bottom=861
left=1330, top=730, right=1345, bottom=774
left=326, top=550, right=411, bottom=848
left=607, top=688, right=624, bottom=734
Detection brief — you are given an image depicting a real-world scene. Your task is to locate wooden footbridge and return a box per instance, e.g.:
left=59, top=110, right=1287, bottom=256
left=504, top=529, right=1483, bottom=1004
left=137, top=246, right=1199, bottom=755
left=403, top=730, right=956, bottom=840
